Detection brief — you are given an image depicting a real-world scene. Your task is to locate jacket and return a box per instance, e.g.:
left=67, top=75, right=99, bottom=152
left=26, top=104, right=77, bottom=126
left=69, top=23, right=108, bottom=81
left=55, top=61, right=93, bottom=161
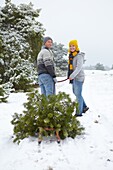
left=69, top=52, right=85, bottom=82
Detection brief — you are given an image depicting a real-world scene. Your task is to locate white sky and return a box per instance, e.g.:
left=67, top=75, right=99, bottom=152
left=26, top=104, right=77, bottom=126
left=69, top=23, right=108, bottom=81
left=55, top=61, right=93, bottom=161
left=1, top=0, right=113, bottom=66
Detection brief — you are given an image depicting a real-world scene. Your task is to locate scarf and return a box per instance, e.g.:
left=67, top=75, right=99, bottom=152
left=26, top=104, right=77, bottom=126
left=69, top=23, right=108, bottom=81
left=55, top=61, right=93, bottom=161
left=67, top=51, right=79, bottom=83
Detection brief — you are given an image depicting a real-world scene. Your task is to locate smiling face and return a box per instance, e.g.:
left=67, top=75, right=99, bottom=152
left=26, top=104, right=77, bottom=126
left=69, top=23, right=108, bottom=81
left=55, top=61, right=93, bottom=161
left=44, top=39, right=53, bottom=48
left=69, top=45, right=76, bottom=52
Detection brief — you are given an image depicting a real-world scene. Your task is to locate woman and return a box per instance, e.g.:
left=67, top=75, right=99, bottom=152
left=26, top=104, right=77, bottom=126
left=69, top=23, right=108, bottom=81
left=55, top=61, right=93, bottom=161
left=68, top=40, right=89, bottom=116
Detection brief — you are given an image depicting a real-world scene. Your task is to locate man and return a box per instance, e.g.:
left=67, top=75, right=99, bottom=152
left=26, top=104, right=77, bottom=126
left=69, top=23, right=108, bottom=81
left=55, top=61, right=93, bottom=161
left=37, top=37, right=57, bottom=96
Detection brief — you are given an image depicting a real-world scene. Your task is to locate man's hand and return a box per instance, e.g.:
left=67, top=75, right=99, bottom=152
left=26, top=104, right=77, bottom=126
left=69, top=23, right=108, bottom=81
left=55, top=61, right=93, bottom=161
left=53, top=77, right=57, bottom=83
left=69, top=77, right=73, bottom=80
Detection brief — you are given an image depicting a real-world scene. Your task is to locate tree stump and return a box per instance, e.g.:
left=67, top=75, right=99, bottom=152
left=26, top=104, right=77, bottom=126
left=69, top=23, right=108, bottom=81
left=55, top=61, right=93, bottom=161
left=38, top=127, right=61, bottom=144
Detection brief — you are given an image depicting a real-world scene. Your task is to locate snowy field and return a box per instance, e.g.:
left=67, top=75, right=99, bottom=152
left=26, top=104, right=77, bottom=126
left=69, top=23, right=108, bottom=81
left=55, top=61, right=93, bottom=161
left=0, top=70, right=113, bottom=170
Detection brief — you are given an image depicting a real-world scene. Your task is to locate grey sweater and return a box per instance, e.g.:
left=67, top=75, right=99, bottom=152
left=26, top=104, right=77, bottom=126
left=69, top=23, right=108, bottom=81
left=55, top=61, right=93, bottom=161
left=69, top=52, right=85, bottom=82
left=37, top=48, right=56, bottom=78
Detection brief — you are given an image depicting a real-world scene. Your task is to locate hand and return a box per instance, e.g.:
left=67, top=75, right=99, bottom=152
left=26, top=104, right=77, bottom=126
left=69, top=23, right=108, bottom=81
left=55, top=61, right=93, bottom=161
left=53, top=77, right=57, bottom=83
left=69, top=77, right=73, bottom=80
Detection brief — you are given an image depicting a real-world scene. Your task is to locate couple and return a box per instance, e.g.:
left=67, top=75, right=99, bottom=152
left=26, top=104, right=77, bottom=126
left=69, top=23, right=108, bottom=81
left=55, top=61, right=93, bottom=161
left=37, top=37, right=89, bottom=117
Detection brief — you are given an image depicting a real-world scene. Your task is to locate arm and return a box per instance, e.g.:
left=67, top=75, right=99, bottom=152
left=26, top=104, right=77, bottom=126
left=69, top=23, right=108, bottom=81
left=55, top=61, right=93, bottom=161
left=69, top=55, right=83, bottom=79
left=43, top=50, right=56, bottom=78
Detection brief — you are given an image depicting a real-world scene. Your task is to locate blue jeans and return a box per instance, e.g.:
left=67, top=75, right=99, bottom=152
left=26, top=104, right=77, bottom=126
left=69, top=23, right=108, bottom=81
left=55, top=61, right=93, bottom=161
left=72, top=80, right=87, bottom=115
left=38, top=74, right=55, bottom=96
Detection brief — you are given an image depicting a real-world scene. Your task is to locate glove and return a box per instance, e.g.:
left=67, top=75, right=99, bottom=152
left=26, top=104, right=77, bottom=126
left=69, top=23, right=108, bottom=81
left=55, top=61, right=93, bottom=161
left=53, top=77, right=57, bottom=83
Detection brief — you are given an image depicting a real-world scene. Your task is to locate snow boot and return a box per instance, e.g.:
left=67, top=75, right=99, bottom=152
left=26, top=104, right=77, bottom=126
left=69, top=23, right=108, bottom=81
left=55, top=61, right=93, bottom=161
left=83, top=107, right=89, bottom=113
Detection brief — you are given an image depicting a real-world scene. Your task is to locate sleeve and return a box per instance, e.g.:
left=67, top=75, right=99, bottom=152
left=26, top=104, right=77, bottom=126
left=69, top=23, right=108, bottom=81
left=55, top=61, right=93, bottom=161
left=43, top=50, right=56, bottom=78
left=69, top=55, right=83, bottom=79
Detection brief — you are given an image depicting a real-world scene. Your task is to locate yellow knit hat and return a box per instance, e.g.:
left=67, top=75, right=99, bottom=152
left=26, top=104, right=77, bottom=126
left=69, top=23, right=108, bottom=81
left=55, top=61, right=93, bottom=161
left=69, top=40, right=80, bottom=51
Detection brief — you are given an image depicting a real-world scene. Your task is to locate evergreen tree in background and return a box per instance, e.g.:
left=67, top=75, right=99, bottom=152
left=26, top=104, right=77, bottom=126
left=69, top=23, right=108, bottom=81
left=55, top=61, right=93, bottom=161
left=0, top=86, right=8, bottom=103
left=111, top=64, right=113, bottom=70
left=0, top=0, right=45, bottom=91
left=95, top=63, right=105, bottom=71
left=52, top=42, right=68, bottom=76
left=0, top=80, right=9, bottom=103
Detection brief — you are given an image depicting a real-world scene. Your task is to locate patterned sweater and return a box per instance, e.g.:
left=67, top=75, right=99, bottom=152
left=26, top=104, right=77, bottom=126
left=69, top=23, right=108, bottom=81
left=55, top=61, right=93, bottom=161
left=37, top=47, right=56, bottom=78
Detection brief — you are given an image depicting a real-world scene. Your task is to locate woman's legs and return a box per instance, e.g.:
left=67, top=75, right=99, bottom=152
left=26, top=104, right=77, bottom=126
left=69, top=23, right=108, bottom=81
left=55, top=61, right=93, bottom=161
left=73, top=80, right=86, bottom=115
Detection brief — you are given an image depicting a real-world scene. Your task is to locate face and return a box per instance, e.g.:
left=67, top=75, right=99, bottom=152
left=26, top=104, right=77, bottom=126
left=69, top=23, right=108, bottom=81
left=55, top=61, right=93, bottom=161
left=69, top=45, right=76, bottom=52
left=45, top=40, right=53, bottom=48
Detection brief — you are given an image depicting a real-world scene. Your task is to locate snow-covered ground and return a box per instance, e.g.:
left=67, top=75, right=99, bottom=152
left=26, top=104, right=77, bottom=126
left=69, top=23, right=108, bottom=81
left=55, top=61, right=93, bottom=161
left=0, top=70, right=113, bottom=170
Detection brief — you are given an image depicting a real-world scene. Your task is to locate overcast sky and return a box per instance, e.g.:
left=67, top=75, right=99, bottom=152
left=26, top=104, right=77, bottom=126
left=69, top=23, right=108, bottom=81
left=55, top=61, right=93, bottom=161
left=1, top=0, right=113, bottom=66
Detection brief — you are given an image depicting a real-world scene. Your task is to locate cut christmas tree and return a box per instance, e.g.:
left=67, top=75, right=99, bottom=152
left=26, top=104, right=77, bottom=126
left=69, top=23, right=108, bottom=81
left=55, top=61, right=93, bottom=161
left=11, top=90, right=84, bottom=144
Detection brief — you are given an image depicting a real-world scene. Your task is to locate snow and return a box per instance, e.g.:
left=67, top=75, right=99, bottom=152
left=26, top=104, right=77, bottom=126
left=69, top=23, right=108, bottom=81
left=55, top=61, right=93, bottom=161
left=0, top=70, right=113, bottom=170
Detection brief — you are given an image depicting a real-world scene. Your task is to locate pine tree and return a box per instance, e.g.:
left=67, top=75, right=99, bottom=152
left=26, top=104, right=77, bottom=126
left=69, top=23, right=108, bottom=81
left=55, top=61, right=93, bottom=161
left=95, top=63, right=105, bottom=71
left=0, top=0, right=45, bottom=91
left=52, top=42, right=68, bottom=76
left=11, top=90, right=84, bottom=144
left=0, top=80, right=9, bottom=103
left=111, top=64, right=113, bottom=70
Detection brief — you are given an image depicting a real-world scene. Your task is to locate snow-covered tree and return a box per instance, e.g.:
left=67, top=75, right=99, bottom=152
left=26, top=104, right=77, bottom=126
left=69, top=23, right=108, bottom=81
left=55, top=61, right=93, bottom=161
left=52, top=42, right=68, bottom=76
left=0, top=86, right=8, bottom=103
left=0, top=0, right=45, bottom=91
left=95, top=63, right=105, bottom=71
left=0, top=79, right=9, bottom=103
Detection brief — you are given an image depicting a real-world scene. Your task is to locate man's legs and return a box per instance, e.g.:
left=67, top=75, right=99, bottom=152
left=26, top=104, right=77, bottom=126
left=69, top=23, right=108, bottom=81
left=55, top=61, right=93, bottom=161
left=38, top=74, right=55, bottom=96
